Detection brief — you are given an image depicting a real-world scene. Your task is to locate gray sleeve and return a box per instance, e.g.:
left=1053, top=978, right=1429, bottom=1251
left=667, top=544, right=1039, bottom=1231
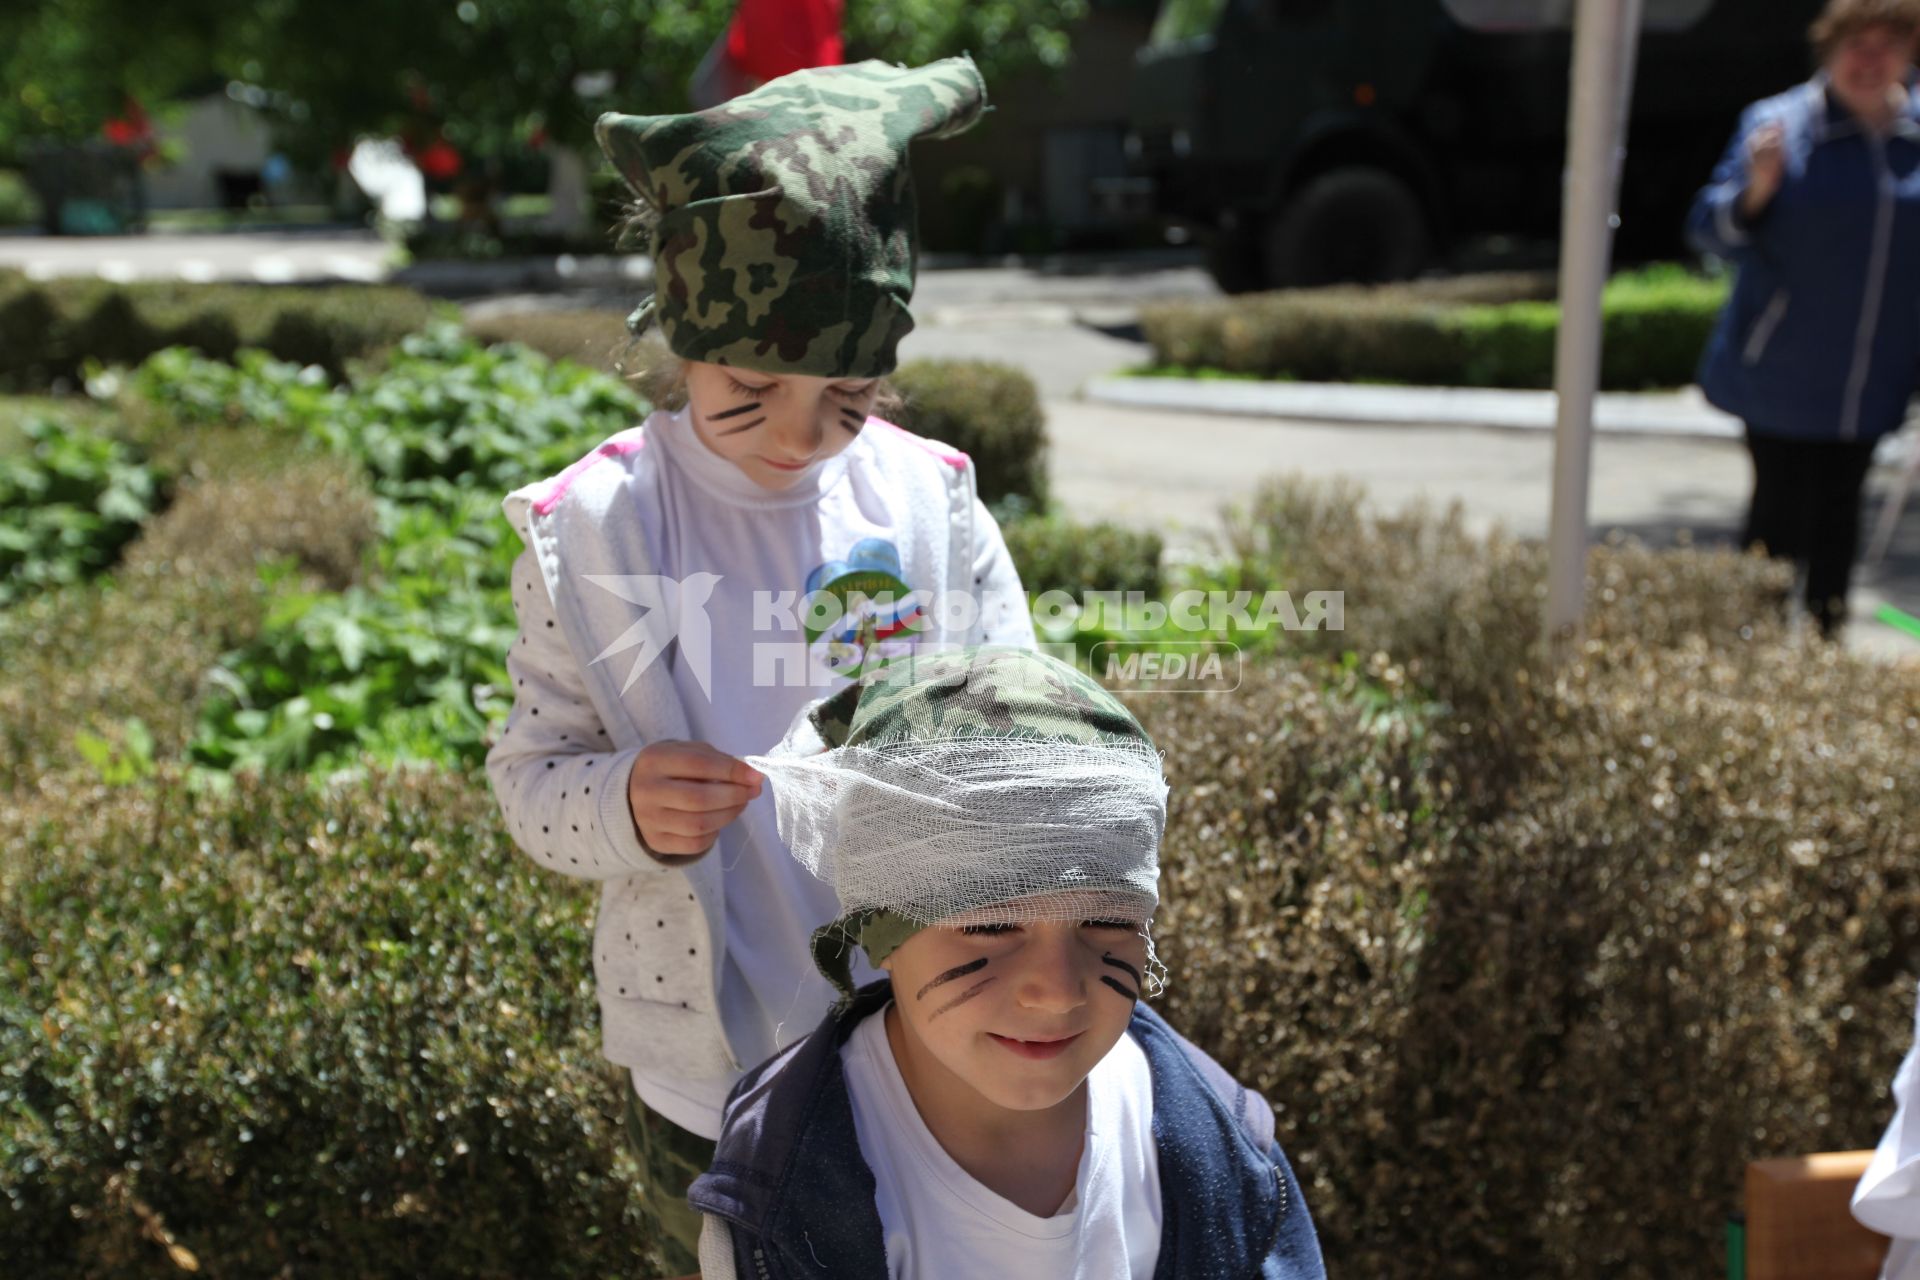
left=485, top=548, right=661, bottom=880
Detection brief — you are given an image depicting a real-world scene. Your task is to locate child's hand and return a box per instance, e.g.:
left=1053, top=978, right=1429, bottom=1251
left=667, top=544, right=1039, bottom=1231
left=626, top=741, right=764, bottom=861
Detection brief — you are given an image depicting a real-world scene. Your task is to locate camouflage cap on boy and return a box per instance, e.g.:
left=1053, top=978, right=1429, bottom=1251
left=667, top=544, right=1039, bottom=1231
left=747, top=646, right=1169, bottom=999
left=594, top=56, right=987, bottom=379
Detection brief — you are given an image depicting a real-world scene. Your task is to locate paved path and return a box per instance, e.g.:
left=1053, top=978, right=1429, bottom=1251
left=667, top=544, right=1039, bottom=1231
left=0, top=227, right=392, bottom=284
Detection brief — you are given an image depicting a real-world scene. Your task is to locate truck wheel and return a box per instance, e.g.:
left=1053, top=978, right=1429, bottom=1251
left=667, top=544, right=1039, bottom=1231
left=1205, top=207, right=1269, bottom=295
left=1263, top=168, right=1429, bottom=288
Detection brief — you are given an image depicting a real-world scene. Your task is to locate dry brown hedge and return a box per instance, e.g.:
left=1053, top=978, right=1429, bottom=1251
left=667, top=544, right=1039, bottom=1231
left=1138, top=478, right=1920, bottom=1276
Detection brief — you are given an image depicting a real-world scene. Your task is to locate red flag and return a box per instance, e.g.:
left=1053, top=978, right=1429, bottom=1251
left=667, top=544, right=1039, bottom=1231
left=725, top=0, right=844, bottom=83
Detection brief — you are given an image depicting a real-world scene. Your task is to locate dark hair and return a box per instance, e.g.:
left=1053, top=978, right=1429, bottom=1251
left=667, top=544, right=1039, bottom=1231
left=1810, top=0, right=1920, bottom=61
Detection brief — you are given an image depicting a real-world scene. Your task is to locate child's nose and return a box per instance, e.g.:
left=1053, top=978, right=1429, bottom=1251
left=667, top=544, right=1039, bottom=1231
left=1015, top=933, right=1089, bottom=1015
left=766, top=396, right=829, bottom=461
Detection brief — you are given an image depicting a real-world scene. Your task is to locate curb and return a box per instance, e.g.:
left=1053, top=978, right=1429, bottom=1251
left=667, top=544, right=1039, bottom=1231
left=1083, top=376, right=1745, bottom=440
left=392, top=254, right=653, bottom=296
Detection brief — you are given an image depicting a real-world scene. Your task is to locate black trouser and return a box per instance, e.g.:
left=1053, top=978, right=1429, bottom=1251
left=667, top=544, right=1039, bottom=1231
left=1741, top=426, right=1879, bottom=636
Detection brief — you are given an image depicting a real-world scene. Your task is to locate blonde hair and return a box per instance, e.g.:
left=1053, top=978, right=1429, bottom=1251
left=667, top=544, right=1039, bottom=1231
left=1811, top=0, right=1920, bottom=61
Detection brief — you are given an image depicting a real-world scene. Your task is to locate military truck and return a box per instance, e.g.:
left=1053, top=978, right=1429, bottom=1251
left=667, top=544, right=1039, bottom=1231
left=1127, top=0, right=1819, bottom=291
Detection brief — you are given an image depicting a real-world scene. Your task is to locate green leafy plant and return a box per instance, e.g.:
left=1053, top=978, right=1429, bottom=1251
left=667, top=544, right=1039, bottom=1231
left=190, top=497, right=520, bottom=775
left=136, top=324, right=646, bottom=775
left=0, top=414, right=164, bottom=605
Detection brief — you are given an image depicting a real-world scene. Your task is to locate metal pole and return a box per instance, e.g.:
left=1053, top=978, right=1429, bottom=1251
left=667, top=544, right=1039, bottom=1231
left=1545, top=0, right=1644, bottom=660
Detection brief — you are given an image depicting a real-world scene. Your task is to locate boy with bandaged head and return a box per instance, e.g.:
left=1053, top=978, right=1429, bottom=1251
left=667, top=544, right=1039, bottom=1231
left=690, top=646, right=1326, bottom=1279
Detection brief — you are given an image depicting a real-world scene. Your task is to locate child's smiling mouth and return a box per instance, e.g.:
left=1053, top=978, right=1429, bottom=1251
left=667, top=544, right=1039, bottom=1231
left=988, top=1031, right=1084, bottom=1060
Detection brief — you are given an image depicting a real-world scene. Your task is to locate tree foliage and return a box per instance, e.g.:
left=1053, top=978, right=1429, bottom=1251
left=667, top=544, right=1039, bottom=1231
left=0, top=0, right=1093, bottom=167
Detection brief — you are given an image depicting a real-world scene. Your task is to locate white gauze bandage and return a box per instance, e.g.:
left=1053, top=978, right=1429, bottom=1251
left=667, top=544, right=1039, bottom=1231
left=746, top=735, right=1169, bottom=928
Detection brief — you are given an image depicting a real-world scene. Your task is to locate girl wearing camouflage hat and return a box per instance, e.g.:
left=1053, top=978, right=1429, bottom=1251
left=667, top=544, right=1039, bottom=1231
left=483, top=57, right=1035, bottom=1272
left=687, top=646, right=1327, bottom=1280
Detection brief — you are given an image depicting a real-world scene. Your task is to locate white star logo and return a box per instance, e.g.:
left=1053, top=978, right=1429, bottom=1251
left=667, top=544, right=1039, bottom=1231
left=580, top=573, right=723, bottom=699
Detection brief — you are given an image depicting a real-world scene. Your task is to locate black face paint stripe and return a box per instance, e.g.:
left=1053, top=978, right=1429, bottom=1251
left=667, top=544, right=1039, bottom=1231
left=928, top=975, right=997, bottom=1020
left=1101, top=954, right=1142, bottom=986
left=1100, top=975, right=1140, bottom=1002
left=915, top=956, right=988, bottom=1002
left=709, top=401, right=763, bottom=420
left=716, top=417, right=765, bottom=436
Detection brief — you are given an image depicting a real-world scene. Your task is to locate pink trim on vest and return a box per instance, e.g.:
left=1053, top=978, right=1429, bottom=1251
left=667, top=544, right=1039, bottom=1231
left=532, top=430, right=647, bottom=516
left=872, top=418, right=969, bottom=469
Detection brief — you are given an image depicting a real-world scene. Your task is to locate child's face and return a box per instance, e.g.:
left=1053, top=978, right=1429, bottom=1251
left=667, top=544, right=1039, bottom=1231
left=879, top=899, right=1150, bottom=1115
left=683, top=361, right=880, bottom=491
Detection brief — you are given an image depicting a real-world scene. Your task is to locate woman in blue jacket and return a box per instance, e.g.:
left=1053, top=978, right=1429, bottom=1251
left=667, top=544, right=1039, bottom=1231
left=1687, top=0, right=1920, bottom=636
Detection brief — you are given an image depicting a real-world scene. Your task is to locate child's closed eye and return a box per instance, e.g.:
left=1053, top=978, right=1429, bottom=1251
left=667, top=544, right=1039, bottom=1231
left=1082, top=919, right=1143, bottom=932
left=725, top=376, right=774, bottom=400
left=959, top=922, right=1018, bottom=936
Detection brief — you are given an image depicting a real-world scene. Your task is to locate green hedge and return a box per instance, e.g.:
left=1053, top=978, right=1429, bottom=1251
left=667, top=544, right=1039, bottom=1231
left=999, top=507, right=1163, bottom=599
left=889, top=358, right=1049, bottom=509
left=0, top=271, right=438, bottom=389
left=0, top=765, right=672, bottom=1279
left=1141, top=265, right=1727, bottom=390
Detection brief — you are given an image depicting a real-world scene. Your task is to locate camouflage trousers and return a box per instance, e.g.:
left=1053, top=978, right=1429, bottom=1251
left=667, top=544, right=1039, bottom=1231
left=620, top=1082, right=717, bottom=1275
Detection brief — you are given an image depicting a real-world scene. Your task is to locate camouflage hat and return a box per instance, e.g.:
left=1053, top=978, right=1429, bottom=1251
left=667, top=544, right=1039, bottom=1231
left=594, top=56, right=988, bottom=378
left=802, top=644, right=1153, bottom=752
left=767, top=646, right=1165, bottom=1000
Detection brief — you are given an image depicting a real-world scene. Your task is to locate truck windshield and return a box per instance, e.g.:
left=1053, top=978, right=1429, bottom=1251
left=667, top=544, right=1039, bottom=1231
left=1149, top=0, right=1230, bottom=45
left=1440, top=0, right=1712, bottom=31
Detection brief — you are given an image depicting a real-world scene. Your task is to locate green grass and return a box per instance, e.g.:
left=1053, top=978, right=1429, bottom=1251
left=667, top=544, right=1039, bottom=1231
left=1119, top=363, right=1281, bottom=382
left=0, top=394, right=115, bottom=456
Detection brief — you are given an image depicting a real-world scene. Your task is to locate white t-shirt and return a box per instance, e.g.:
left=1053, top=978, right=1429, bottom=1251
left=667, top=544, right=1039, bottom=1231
left=1855, top=990, right=1920, bottom=1279
left=627, top=408, right=1032, bottom=1138
left=840, top=1005, right=1162, bottom=1280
